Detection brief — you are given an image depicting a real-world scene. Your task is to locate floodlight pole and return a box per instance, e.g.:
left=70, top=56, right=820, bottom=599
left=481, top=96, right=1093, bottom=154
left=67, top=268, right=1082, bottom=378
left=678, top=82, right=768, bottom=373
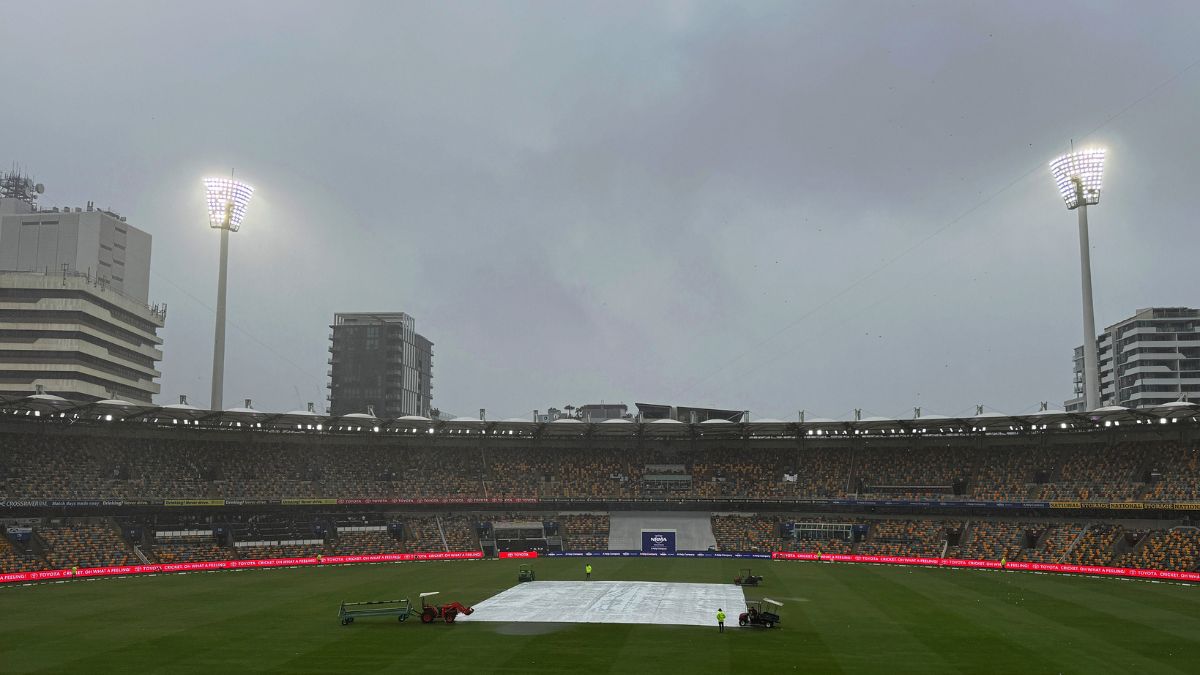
left=1075, top=180, right=1101, bottom=411
left=210, top=209, right=233, bottom=411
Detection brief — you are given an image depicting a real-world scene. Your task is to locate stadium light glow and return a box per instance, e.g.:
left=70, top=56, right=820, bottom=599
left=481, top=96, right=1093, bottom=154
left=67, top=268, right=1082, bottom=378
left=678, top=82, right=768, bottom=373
left=1049, top=147, right=1107, bottom=411
left=203, top=178, right=254, bottom=232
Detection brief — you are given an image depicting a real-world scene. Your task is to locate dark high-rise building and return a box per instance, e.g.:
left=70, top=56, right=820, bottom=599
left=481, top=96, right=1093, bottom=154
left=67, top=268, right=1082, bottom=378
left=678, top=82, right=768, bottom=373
left=327, top=312, right=433, bottom=418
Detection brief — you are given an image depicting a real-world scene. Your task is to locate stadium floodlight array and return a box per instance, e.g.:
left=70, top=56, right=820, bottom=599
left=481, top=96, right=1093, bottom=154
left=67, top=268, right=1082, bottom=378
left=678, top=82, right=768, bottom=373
left=203, top=177, right=255, bottom=231
left=1048, top=148, right=1105, bottom=210
left=1048, top=147, right=1107, bottom=411
left=203, top=175, right=255, bottom=412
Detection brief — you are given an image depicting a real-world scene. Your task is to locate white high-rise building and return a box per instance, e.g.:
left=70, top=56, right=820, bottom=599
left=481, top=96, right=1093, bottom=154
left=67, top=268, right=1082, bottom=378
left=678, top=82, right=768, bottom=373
left=1066, top=307, right=1200, bottom=411
left=0, top=171, right=165, bottom=403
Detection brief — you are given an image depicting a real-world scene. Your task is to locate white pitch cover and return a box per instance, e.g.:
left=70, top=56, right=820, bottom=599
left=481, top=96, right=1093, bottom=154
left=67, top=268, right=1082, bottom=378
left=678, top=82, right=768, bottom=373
left=458, top=581, right=746, bottom=627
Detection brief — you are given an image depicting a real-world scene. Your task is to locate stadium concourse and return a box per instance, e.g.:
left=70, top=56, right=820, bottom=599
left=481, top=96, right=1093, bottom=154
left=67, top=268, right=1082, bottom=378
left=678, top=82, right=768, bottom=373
left=0, top=397, right=1199, bottom=580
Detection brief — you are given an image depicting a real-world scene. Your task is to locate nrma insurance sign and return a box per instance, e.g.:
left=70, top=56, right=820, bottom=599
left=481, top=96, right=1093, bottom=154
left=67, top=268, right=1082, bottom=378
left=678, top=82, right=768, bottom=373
left=641, top=530, right=676, bottom=553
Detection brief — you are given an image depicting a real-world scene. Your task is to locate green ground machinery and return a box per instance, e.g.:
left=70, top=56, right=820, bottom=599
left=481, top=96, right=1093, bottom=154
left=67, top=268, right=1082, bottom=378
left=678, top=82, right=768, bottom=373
left=518, top=564, right=535, bottom=583
left=733, top=568, right=764, bottom=586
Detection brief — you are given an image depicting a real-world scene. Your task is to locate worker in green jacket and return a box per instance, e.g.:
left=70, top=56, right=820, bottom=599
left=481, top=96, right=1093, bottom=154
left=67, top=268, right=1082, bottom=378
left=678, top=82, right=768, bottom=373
left=585, top=563, right=593, bottom=579
left=717, top=608, right=726, bottom=632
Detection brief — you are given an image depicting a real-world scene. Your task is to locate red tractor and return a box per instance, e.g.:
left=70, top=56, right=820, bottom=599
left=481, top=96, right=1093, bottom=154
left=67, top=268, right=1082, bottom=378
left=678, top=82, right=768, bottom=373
left=417, top=591, right=474, bottom=624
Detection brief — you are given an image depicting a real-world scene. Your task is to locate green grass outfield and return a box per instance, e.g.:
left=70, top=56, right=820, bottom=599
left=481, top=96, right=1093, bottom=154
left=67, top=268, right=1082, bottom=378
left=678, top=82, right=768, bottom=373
left=1, top=558, right=1198, bottom=674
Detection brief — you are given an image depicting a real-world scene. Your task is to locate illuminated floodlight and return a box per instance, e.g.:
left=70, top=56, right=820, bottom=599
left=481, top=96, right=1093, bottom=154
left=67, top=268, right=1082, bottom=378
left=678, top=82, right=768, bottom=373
left=204, top=175, right=254, bottom=412
left=203, top=177, right=255, bottom=231
left=1049, top=149, right=1105, bottom=210
left=1049, top=147, right=1107, bottom=411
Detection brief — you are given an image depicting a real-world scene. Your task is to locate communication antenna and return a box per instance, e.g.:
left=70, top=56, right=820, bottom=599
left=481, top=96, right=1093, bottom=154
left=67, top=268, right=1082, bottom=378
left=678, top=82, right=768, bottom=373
left=0, top=167, right=42, bottom=207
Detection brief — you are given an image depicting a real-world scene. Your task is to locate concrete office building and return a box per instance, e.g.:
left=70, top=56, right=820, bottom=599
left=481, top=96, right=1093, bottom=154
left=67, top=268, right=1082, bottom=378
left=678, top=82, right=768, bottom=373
left=0, top=171, right=165, bottom=403
left=1066, top=307, right=1200, bottom=411
left=327, top=312, right=433, bottom=418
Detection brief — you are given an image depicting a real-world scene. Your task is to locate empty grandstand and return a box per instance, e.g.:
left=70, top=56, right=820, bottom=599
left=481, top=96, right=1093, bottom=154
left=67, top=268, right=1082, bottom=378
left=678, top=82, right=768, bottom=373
left=0, top=398, right=1198, bottom=576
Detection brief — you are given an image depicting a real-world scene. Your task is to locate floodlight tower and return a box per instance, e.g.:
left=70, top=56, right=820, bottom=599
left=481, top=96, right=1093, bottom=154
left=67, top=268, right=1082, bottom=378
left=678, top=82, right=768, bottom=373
left=203, top=176, right=255, bottom=411
left=1048, top=148, right=1106, bottom=411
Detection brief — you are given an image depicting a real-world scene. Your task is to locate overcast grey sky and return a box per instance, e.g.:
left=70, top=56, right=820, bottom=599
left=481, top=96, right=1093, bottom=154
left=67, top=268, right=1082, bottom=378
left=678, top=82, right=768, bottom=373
left=3, top=1, right=1198, bottom=419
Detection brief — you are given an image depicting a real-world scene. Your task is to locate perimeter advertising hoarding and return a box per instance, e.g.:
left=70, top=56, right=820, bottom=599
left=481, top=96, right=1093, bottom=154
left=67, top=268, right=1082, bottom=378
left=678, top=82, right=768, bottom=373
left=0, top=551, right=483, bottom=585
left=4, top=550, right=1198, bottom=586
left=498, top=551, right=538, bottom=559
left=548, top=551, right=770, bottom=559
left=768, top=552, right=1200, bottom=582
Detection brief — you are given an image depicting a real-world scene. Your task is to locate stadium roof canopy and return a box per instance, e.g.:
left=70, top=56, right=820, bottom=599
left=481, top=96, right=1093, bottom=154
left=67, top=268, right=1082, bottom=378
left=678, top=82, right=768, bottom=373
left=0, top=394, right=1194, bottom=438
left=95, top=399, right=139, bottom=407
left=224, top=407, right=263, bottom=415
left=1155, top=400, right=1198, bottom=409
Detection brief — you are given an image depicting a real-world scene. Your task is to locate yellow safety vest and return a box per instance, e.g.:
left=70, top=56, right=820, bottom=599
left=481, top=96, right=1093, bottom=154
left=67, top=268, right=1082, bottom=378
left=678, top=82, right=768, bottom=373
left=717, top=611, right=726, bottom=622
